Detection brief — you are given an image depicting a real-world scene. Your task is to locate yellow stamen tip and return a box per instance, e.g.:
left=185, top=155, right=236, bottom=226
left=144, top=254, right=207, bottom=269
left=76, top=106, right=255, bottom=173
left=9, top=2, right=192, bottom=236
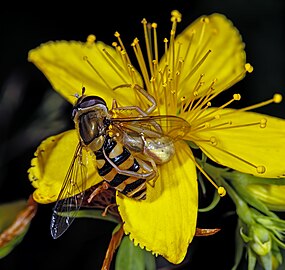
left=210, top=136, right=217, bottom=146
left=112, top=42, right=118, bottom=47
left=201, top=17, right=210, bottom=24
left=273, top=93, right=282, bottom=103
left=141, top=18, right=147, bottom=24
left=164, top=38, right=168, bottom=43
left=245, top=63, right=254, bottom=73
left=114, top=31, right=120, bottom=37
left=233, top=94, right=241, bottom=101
left=256, top=165, right=266, bottom=174
left=171, top=10, right=182, bottom=22
left=152, top=22, right=157, bottom=28
left=86, top=34, right=96, bottom=45
left=259, top=118, right=267, bottom=128
left=218, top=187, right=226, bottom=197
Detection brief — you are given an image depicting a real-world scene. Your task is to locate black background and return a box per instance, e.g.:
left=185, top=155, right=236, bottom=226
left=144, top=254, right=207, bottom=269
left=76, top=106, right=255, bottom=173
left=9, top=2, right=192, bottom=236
left=0, top=1, right=284, bottom=269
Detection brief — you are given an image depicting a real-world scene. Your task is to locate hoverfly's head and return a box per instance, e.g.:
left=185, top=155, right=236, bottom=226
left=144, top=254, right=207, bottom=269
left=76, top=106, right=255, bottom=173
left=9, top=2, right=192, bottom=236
left=72, top=87, right=109, bottom=120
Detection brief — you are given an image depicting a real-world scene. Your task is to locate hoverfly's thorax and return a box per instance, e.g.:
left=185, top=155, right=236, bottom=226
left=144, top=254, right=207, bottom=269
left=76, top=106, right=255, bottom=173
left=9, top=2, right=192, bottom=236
left=72, top=96, right=109, bottom=146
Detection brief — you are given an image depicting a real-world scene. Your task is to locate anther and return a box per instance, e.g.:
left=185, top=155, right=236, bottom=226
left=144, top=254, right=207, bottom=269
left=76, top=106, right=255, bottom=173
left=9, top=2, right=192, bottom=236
left=86, top=34, right=96, bottom=45
left=233, top=94, right=241, bottom=100
left=273, top=93, right=282, bottom=103
left=256, top=165, right=266, bottom=174
left=201, top=17, right=210, bottom=24
left=210, top=136, right=217, bottom=146
left=171, top=10, right=182, bottom=22
left=245, top=63, right=254, bottom=73
left=218, top=186, right=226, bottom=197
left=259, top=118, right=267, bottom=128
left=152, top=23, right=157, bottom=28
left=141, top=18, right=147, bottom=24
left=114, top=32, right=120, bottom=38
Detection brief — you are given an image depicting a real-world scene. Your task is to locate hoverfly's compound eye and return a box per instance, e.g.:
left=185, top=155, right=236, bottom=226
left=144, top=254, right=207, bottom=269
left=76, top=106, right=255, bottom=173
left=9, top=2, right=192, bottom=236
left=78, top=96, right=107, bottom=109
left=71, top=108, right=77, bottom=119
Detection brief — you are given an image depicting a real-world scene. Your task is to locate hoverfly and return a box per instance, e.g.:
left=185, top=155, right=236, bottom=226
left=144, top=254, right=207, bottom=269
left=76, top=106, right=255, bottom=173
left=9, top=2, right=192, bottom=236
left=50, top=84, right=191, bottom=239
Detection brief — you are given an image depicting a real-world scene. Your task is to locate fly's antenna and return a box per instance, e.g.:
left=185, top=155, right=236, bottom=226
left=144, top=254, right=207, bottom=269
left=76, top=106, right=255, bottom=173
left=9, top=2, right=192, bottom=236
left=81, top=86, right=86, bottom=95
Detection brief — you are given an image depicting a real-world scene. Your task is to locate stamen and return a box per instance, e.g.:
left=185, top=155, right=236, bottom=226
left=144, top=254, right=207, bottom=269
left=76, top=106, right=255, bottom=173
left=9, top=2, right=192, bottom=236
left=221, top=63, right=254, bottom=91
left=191, top=17, right=209, bottom=67
left=203, top=144, right=266, bottom=174
left=181, top=50, right=212, bottom=85
left=114, top=31, right=132, bottom=64
left=191, top=155, right=226, bottom=196
left=163, top=38, right=169, bottom=64
left=226, top=93, right=283, bottom=114
left=101, top=48, right=131, bottom=83
left=83, top=56, right=112, bottom=89
left=141, top=19, right=154, bottom=78
left=131, top=38, right=151, bottom=91
left=151, top=23, right=159, bottom=63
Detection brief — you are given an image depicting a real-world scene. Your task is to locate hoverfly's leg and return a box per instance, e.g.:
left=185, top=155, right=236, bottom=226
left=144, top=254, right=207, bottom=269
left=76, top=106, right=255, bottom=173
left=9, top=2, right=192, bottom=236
left=134, top=154, right=158, bottom=188
left=113, top=83, right=157, bottom=115
left=102, top=147, right=156, bottom=179
left=102, top=203, right=117, bottom=217
left=87, top=181, right=110, bottom=203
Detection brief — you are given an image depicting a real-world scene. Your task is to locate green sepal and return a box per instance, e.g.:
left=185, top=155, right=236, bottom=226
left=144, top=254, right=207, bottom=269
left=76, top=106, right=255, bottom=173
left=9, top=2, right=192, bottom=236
left=198, top=189, right=221, bottom=212
left=259, top=252, right=273, bottom=270
left=115, top=236, right=156, bottom=270
left=231, top=219, right=245, bottom=270
left=247, top=247, right=257, bottom=270
left=224, top=171, right=285, bottom=186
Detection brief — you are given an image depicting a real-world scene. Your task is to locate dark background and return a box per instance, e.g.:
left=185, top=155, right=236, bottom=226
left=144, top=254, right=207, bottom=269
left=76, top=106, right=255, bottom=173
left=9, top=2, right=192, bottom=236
left=0, top=1, right=284, bottom=269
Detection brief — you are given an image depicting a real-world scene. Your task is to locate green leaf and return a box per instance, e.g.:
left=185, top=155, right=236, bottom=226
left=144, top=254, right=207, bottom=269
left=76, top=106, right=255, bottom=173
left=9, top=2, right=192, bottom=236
left=115, top=236, right=151, bottom=270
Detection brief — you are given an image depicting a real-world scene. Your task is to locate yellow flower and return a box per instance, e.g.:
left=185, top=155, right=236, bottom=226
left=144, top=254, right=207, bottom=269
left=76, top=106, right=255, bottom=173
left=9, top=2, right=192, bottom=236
left=27, top=10, right=285, bottom=264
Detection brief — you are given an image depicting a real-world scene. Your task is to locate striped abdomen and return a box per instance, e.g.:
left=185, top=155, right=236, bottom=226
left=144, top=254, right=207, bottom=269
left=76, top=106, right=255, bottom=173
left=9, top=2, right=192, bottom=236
left=95, top=136, right=147, bottom=200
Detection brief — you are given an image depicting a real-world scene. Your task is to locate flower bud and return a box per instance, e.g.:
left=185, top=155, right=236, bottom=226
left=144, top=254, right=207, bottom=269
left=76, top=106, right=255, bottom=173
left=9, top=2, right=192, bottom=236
left=249, top=224, right=271, bottom=256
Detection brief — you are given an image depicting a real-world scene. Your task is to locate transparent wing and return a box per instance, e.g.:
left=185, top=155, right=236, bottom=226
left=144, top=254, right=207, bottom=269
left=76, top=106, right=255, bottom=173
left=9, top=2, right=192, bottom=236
left=50, top=143, right=87, bottom=239
left=112, top=115, right=191, bottom=142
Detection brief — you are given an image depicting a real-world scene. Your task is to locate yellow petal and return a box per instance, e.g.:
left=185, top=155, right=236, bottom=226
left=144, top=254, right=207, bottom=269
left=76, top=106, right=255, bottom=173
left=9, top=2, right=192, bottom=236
left=117, top=141, right=198, bottom=264
left=195, top=109, right=285, bottom=178
left=28, top=130, right=100, bottom=204
left=28, top=39, right=142, bottom=107
left=165, top=13, right=246, bottom=98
